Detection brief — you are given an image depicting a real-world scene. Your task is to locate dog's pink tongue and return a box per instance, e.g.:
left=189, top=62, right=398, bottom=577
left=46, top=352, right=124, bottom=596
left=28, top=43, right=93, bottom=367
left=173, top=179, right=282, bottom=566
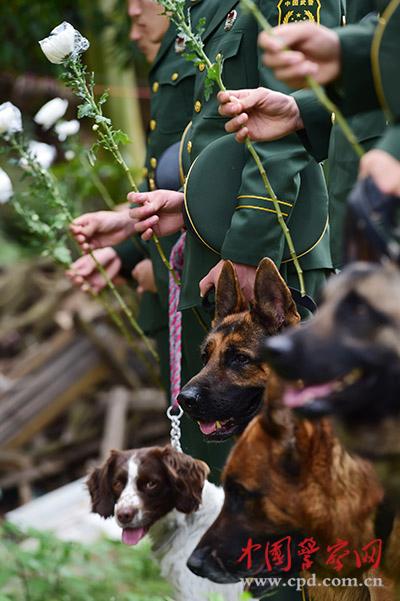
left=122, top=528, right=146, bottom=546
left=284, top=382, right=335, bottom=408
left=198, top=421, right=217, bottom=435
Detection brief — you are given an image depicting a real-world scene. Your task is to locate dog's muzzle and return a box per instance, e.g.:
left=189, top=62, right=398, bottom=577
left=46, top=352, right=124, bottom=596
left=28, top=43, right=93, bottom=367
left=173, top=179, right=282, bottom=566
left=187, top=546, right=239, bottom=584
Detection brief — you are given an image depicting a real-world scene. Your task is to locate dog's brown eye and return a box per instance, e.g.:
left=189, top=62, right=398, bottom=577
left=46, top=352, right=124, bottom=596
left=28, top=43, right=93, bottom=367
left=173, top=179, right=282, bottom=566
left=112, top=479, right=125, bottom=494
left=145, top=480, right=158, bottom=491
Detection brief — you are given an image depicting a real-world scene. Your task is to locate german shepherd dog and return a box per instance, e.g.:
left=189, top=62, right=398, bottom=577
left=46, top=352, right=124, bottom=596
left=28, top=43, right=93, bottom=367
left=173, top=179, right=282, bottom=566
left=262, top=261, right=400, bottom=459
left=188, top=399, right=397, bottom=600
left=177, top=258, right=300, bottom=441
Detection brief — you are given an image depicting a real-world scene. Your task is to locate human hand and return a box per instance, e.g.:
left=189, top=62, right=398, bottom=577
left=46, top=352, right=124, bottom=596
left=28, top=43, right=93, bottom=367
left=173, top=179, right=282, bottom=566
left=199, top=260, right=257, bottom=303
left=218, top=87, right=303, bottom=142
left=70, top=209, right=136, bottom=252
left=128, top=190, right=184, bottom=241
left=66, top=247, right=122, bottom=293
left=259, top=23, right=341, bottom=88
left=131, top=259, right=157, bottom=295
left=359, top=150, right=400, bottom=196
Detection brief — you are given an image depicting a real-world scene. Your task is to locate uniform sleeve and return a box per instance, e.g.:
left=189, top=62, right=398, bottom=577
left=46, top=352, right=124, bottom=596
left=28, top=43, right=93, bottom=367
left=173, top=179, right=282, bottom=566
left=293, top=89, right=332, bottom=162
left=376, top=125, right=400, bottom=161
left=335, top=17, right=380, bottom=115
left=113, top=237, right=149, bottom=279
left=221, top=132, right=311, bottom=266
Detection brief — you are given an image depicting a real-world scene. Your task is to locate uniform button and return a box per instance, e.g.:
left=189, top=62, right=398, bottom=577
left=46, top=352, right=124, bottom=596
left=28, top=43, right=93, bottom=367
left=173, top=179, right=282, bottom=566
left=198, top=63, right=206, bottom=72
left=152, top=81, right=159, bottom=93
left=150, top=119, right=157, bottom=131
left=143, top=167, right=148, bottom=178
left=150, top=157, right=157, bottom=169
left=194, top=100, right=202, bottom=113
left=187, top=140, right=193, bottom=154
left=171, top=72, right=179, bottom=81
left=149, top=178, right=156, bottom=191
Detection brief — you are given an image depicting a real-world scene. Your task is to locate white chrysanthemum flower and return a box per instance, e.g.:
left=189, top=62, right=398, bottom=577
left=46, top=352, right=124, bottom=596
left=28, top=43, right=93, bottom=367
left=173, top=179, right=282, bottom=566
left=0, top=168, right=13, bottom=204
left=34, top=98, right=68, bottom=130
left=39, top=21, right=89, bottom=65
left=21, top=141, right=57, bottom=170
left=0, top=102, right=23, bottom=136
left=55, top=119, right=80, bottom=141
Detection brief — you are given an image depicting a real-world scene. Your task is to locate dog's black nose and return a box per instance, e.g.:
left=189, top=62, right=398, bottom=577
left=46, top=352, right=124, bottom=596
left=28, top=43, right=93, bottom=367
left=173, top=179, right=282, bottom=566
left=177, top=386, right=201, bottom=413
left=187, top=546, right=213, bottom=578
left=117, top=508, right=136, bottom=525
left=262, top=335, right=295, bottom=367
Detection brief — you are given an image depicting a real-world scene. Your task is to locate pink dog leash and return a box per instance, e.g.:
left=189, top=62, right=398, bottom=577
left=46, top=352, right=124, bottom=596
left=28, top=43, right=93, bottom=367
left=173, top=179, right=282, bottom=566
left=167, top=232, right=186, bottom=451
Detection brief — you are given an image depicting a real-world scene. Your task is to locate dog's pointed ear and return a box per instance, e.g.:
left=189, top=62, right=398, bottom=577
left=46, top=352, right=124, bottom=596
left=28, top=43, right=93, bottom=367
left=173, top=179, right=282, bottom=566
left=251, top=258, right=300, bottom=333
left=162, top=446, right=210, bottom=514
left=214, top=261, right=246, bottom=324
left=87, top=450, right=118, bottom=518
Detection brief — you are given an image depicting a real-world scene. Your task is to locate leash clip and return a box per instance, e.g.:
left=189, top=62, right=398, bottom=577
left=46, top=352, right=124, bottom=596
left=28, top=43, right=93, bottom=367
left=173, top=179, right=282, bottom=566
left=166, top=405, right=184, bottom=452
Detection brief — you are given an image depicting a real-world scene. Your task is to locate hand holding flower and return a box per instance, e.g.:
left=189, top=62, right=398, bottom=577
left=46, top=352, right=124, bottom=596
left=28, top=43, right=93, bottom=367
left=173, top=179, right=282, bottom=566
left=66, top=247, right=123, bottom=293
left=128, top=190, right=184, bottom=241
left=70, top=209, right=136, bottom=252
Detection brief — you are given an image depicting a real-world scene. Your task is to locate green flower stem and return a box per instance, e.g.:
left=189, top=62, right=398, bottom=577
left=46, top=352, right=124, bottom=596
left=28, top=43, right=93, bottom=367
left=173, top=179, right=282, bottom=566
left=68, top=60, right=180, bottom=285
left=89, top=251, right=159, bottom=362
left=158, top=0, right=305, bottom=294
left=78, top=152, right=115, bottom=210
left=8, top=133, right=158, bottom=361
left=241, top=0, right=365, bottom=159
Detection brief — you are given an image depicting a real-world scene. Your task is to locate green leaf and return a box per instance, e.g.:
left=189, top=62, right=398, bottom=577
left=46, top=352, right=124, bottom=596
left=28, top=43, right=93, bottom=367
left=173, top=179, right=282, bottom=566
left=52, top=246, right=72, bottom=265
left=113, top=130, right=131, bottom=146
left=98, top=91, right=110, bottom=105
left=77, top=103, right=95, bottom=119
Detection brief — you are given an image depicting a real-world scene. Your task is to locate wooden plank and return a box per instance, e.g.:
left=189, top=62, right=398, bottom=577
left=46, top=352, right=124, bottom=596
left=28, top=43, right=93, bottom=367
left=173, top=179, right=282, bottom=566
left=100, top=387, right=130, bottom=459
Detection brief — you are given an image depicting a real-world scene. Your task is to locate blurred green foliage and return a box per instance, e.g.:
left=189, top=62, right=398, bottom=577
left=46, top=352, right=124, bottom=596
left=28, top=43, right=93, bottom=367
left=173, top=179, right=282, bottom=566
left=0, top=521, right=172, bottom=601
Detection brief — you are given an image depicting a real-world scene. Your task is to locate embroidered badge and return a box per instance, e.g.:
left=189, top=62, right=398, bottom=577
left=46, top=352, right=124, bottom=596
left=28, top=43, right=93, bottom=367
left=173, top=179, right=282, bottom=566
left=277, top=0, right=321, bottom=25
left=224, top=9, right=238, bottom=31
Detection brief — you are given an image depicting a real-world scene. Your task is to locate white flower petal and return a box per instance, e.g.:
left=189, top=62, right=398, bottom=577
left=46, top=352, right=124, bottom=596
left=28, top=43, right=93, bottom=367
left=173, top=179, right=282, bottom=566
left=39, top=21, right=89, bottom=64
left=34, top=98, right=68, bottom=130
left=55, top=119, right=80, bottom=141
left=0, top=102, right=23, bottom=136
left=0, top=168, right=13, bottom=204
left=65, top=150, right=76, bottom=161
left=24, top=142, right=57, bottom=170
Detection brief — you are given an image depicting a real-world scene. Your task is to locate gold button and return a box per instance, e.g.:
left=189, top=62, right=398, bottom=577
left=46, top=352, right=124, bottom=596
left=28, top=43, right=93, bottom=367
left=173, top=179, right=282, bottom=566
left=171, top=72, right=179, bottom=81
left=152, top=81, right=159, bottom=93
left=194, top=100, right=202, bottom=113
left=198, top=63, right=206, bottom=72
left=150, top=157, right=157, bottom=169
left=149, top=178, right=156, bottom=191
left=150, top=119, right=157, bottom=131
left=187, top=140, right=192, bottom=154
left=142, top=167, right=148, bottom=177
left=331, top=112, right=336, bottom=125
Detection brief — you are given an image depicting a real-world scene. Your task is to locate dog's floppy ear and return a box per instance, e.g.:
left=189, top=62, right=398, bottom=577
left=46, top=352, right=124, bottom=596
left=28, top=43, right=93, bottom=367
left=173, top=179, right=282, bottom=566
left=162, top=446, right=210, bottom=514
left=251, top=258, right=300, bottom=333
left=214, top=261, right=246, bottom=324
left=87, top=450, right=118, bottom=518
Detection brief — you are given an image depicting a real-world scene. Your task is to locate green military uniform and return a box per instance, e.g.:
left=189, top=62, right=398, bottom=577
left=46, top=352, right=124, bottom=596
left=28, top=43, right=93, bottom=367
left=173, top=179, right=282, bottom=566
left=177, top=0, right=342, bottom=412
left=115, top=23, right=196, bottom=396
left=294, top=1, right=387, bottom=267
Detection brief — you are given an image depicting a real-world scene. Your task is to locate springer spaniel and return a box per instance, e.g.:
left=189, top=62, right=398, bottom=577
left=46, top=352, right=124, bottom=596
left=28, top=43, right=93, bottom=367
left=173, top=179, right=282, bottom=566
left=87, top=445, right=245, bottom=601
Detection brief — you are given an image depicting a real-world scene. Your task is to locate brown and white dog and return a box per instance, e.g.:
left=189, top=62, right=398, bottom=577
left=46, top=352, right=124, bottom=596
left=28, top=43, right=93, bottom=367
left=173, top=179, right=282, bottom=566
left=87, top=445, right=245, bottom=601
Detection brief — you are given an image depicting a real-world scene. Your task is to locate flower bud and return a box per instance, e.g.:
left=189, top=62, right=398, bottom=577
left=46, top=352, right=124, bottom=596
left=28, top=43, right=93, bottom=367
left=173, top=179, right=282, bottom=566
left=92, top=124, right=99, bottom=131
left=39, top=22, right=89, bottom=64
left=34, top=98, right=68, bottom=130
left=0, top=168, right=13, bottom=204
left=0, top=102, right=23, bottom=136
left=55, top=119, right=80, bottom=141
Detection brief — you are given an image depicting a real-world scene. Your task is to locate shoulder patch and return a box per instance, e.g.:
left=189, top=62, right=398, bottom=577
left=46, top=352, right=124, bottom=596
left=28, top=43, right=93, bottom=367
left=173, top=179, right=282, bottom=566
left=277, top=0, right=321, bottom=24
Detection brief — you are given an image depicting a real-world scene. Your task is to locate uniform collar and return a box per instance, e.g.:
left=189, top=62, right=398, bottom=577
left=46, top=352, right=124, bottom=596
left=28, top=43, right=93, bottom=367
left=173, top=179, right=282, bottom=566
left=150, top=22, right=179, bottom=73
